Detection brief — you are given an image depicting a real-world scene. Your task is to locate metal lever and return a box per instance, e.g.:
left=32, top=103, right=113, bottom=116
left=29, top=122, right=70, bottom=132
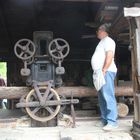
left=71, top=93, right=76, bottom=128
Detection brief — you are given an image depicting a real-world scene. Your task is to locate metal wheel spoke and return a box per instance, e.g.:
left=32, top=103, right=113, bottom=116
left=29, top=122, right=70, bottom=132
left=45, top=107, right=54, bottom=114
left=48, top=93, right=54, bottom=100
left=58, top=51, right=63, bottom=57
left=54, top=40, right=59, bottom=47
left=19, top=52, right=24, bottom=57
left=26, top=41, right=30, bottom=47
left=43, top=86, right=51, bottom=99
left=51, top=49, right=57, bottom=53
left=17, top=44, right=23, bottom=50
left=61, top=44, right=67, bottom=50
left=32, top=107, right=40, bottom=114
left=33, top=93, right=38, bottom=100
left=27, top=50, right=33, bottom=55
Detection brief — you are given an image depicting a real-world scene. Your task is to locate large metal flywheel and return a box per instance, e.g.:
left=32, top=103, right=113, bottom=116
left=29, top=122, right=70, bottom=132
left=25, top=87, right=61, bottom=122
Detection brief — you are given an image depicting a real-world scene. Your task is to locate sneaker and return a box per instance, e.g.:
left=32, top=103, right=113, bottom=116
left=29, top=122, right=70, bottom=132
left=95, top=121, right=106, bottom=127
left=103, top=124, right=118, bottom=131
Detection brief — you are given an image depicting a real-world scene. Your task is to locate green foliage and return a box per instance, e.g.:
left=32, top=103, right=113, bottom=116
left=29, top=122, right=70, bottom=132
left=0, top=62, right=7, bottom=78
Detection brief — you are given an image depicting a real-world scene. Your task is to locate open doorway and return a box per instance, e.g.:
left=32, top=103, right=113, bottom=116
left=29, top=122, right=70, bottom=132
left=0, top=62, right=7, bottom=86
left=0, top=62, right=7, bottom=109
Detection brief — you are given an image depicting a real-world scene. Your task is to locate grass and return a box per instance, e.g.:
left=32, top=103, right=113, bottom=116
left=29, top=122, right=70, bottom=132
left=0, top=62, right=7, bottom=79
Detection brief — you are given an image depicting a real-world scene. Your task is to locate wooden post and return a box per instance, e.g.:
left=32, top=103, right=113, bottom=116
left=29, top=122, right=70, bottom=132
left=124, top=7, right=140, bottom=138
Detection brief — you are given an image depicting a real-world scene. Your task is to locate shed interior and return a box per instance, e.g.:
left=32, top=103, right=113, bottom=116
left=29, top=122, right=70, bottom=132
left=0, top=0, right=135, bottom=86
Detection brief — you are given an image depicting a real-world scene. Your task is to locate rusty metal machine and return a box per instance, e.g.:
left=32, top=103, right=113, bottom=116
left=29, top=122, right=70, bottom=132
left=14, top=31, right=79, bottom=125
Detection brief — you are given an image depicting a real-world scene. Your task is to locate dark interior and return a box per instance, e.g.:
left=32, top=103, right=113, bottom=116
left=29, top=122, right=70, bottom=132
left=0, top=0, right=135, bottom=86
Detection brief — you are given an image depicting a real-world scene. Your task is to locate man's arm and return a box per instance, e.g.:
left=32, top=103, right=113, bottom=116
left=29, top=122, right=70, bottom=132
left=102, top=51, right=113, bottom=76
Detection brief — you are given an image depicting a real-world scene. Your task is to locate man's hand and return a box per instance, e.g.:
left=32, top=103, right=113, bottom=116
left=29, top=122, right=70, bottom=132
left=102, top=50, right=113, bottom=76
left=102, top=69, right=107, bottom=76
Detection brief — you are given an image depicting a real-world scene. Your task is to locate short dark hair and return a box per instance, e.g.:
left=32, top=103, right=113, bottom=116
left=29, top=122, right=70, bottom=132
left=98, top=23, right=111, bottom=34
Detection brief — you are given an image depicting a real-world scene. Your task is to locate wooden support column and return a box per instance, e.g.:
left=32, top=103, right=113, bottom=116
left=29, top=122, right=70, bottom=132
left=124, top=7, right=140, bottom=139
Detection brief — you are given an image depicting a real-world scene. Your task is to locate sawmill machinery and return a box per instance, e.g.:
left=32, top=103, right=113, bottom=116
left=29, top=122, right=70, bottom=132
left=14, top=31, right=79, bottom=125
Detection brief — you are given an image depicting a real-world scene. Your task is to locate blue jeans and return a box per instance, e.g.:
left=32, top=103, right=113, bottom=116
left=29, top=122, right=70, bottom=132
left=98, top=71, right=118, bottom=126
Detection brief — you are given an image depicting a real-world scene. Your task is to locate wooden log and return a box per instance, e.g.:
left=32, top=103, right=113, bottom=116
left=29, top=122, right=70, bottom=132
left=117, top=103, right=129, bottom=118
left=57, top=86, right=134, bottom=97
left=0, top=86, right=134, bottom=99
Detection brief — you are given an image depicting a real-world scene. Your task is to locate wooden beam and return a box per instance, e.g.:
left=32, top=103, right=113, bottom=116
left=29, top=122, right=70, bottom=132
left=49, top=0, right=111, bottom=2
left=100, top=10, right=116, bottom=17
left=0, top=86, right=133, bottom=99
left=111, top=12, right=129, bottom=37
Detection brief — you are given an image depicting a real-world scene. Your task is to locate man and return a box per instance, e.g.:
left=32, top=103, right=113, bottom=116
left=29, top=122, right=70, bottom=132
left=91, top=23, right=118, bottom=131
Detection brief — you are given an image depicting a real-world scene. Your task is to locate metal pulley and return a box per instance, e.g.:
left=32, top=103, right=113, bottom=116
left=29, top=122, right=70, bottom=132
left=48, top=38, right=69, bottom=75
left=48, top=38, right=70, bottom=60
left=25, top=87, right=61, bottom=122
left=16, top=81, right=79, bottom=122
left=14, top=39, right=36, bottom=60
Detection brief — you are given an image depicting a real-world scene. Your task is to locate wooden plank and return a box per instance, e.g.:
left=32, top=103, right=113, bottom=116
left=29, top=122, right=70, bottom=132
left=0, top=86, right=134, bottom=99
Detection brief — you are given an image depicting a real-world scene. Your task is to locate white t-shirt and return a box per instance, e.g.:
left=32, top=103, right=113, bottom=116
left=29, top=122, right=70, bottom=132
left=91, top=36, right=117, bottom=72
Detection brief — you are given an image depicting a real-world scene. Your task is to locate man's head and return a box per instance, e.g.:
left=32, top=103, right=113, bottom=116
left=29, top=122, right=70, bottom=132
left=97, top=23, right=111, bottom=40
